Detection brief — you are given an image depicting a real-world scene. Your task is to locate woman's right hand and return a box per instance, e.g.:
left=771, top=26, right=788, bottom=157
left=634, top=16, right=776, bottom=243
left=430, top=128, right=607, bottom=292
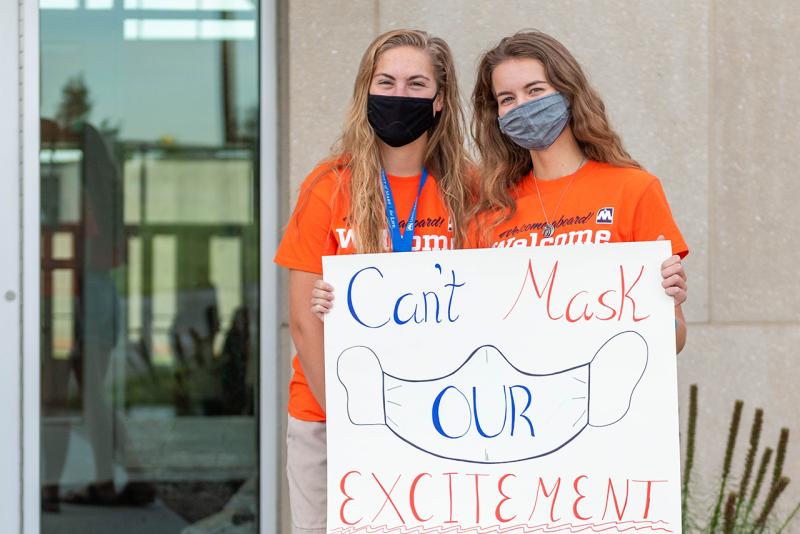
left=311, top=280, right=335, bottom=321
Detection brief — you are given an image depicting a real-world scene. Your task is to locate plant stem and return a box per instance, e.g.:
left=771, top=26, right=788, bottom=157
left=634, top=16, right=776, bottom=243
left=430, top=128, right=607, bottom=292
left=723, top=492, right=737, bottom=534
left=771, top=428, right=790, bottom=494
left=735, top=408, right=763, bottom=523
left=682, top=384, right=698, bottom=532
left=776, top=499, right=800, bottom=534
left=710, top=400, right=744, bottom=534
left=745, top=447, right=773, bottom=523
left=754, top=476, right=790, bottom=534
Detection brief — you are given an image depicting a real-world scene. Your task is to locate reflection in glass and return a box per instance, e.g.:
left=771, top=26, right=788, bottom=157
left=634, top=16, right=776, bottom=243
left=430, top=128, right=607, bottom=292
left=40, top=1, right=260, bottom=532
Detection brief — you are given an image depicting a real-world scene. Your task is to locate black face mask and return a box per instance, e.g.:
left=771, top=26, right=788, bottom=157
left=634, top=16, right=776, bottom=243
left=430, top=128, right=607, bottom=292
left=367, top=94, right=439, bottom=147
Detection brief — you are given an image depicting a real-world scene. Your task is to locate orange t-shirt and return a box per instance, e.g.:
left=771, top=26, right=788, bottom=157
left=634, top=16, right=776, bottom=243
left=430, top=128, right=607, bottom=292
left=274, top=161, right=454, bottom=421
left=467, top=160, right=688, bottom=257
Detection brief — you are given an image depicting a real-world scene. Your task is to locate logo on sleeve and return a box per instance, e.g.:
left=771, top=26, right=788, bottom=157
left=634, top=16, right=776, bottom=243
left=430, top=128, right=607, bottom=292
left=596, top=207, right=614, bottom=224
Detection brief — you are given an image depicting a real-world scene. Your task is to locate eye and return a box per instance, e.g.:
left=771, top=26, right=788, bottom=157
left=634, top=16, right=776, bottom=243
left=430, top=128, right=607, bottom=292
left=499, top=96, right=513, bottom=106
left=529, top=87, right=543, bottom=95
left=377, top=80, right=392, bottom=85
left=411, top=81, right=426, bottom=87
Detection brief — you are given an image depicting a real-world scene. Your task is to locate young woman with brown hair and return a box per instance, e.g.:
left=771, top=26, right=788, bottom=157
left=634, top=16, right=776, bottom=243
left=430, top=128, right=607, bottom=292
left=274, top=29, right=472, bottom=533
left=469, top=29, right=689, bottom=351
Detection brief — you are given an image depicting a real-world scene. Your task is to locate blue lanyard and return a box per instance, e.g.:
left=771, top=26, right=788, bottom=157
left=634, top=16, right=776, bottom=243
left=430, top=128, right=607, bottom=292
left=380, top=167, right=428, bottom=252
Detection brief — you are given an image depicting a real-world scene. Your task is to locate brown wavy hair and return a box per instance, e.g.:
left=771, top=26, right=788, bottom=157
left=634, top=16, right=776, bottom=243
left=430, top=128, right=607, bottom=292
left=471, top=30, right=640, bottom=245
left=296, top=29, right=472, bottom=253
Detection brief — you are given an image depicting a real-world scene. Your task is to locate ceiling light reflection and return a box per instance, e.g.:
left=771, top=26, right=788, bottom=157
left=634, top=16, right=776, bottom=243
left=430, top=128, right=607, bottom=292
left=123, top=18, right=256, bottom=40
left=123, top=0, right=254, bottom=11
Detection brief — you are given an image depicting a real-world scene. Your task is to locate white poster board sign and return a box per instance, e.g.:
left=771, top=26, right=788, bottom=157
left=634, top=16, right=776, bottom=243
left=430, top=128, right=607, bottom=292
left=323, top=242, right=681, bottom=533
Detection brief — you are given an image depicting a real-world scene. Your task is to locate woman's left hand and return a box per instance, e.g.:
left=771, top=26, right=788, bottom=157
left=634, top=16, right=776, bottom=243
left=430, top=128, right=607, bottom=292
left=658, top=235, right=687, bottom=306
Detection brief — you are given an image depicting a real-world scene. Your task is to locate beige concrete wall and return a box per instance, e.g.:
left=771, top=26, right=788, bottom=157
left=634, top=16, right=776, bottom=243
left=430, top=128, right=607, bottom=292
left=279, top=0, right=800, bottom=526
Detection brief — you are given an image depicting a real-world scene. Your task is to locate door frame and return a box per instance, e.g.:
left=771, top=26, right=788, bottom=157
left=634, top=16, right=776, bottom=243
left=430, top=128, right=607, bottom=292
left=2, top=0, right=282, bottom=531
left=21, top=0, right=42, bottom=530
left=0, top=0, right=25, bottom=532
left=259, top=0, right=281, bottom=531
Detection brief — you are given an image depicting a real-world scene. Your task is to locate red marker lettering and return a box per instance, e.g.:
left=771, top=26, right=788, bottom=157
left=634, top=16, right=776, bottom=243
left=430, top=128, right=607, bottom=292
left=371, top=473, right=405, bottom=524
left=633, top=479, right=668, bottom=519
left=619, top=265, right=650, bottom=322
left=572, top=475, right=592, bottom=521
left=495, top=474, right=516, bottom=523
left=409, top=473, right=432, bottom=522
left=467, top=473, right=489, bottom=523
left=339, top=470, right=362, bottom=526
left=504, top=260, right=563, bottom=321
left=602, top=478, right=630, bottom=520
left=444, top=472, right=459, bottom=523
left=566, top=290, right=593, bottom=322
left=529, top=477, right=561, bottom=522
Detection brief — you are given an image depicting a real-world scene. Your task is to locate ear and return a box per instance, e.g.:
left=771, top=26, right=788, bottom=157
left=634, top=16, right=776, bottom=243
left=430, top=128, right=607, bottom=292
left=434, top=89, right=444, bottom=114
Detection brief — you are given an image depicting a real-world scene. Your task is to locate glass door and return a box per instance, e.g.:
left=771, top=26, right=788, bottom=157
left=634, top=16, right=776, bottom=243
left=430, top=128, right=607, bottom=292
left=37, top=0, right=272, bottom=532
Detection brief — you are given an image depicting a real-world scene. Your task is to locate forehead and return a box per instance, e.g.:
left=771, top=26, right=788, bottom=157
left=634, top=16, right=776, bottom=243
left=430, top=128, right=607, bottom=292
left=491, top=57, right=547, bottom=91
left=374, top=45, right=434, bottom=78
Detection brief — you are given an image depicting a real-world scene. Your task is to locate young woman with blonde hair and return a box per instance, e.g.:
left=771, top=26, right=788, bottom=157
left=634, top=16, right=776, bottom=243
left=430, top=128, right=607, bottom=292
left=469, top=29, right=689, bottom=350
left=274, top=29, right=472, bottom=533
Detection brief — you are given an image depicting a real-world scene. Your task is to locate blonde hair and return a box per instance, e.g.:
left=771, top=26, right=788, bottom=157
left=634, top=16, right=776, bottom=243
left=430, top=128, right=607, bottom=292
left=298, top=29, right=472, bottom=253
left=471, top=30, right=640, bottom=245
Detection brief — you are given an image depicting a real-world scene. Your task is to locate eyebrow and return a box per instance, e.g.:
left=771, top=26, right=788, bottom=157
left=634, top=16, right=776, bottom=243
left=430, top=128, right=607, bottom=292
left=495, top=80, right=547, bottom=98
left=374, top=72, right=432, bottom=82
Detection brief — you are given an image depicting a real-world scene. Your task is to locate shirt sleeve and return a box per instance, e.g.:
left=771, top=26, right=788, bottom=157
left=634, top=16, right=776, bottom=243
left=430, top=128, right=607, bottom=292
left=274, top=179, right=336, bottom=274
left=632, top=178, right=689, bottom=258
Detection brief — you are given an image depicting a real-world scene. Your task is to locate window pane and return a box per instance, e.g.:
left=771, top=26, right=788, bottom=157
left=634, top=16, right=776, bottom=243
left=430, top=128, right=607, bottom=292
left=40, top=1, right=260, bottom=531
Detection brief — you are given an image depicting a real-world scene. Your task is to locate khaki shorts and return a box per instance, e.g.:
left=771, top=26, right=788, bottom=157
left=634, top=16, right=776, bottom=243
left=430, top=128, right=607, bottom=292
left=286, top=415, right=327, bottom=534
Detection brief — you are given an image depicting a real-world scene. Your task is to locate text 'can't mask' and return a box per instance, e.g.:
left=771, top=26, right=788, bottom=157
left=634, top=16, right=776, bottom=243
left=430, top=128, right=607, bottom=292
left=337, top=331, right=648, bottom=464
left=367, top=94, right=439, bottom=148
left=497, top=91, right=570, bottom=151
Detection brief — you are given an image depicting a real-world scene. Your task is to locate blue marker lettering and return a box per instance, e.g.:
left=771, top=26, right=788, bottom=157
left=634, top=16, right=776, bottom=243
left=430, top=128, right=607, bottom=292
left=432, top=386, right=471, bottom=439
left=393, top=293, right=418, bottom=325
left=347, top=266, right=390, bottom=328
left=509, top=384, right=535, bottom=437
left=445, top=269, right=465, bottom=322
left=473, top=385, right=508, bottom=438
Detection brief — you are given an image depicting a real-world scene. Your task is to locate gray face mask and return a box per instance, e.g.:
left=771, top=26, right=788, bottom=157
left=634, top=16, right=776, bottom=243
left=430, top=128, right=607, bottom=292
left=497, top=92, right=570, bottom=150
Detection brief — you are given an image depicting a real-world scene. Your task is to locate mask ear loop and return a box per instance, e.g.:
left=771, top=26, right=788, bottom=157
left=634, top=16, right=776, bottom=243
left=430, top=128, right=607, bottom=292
left=587, top=331, right=649, bottom=428
left=429, top=81, right=446, bottom=126
left=337, top=346, right=387, bottom=426
left=430, top=89, right=443, bottom=131
left=430, top=110, right=442, bottom=130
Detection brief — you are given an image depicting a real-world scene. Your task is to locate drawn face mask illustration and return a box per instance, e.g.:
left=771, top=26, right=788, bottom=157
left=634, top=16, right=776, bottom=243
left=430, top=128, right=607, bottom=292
left=336, top=331, right=648, bottom=464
